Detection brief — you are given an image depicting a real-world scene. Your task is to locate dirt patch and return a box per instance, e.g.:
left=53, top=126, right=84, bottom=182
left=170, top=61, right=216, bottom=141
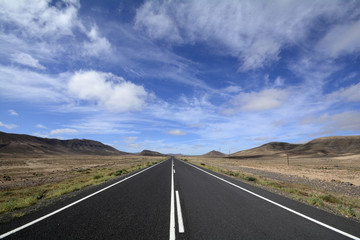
left=0, top=154, right=161, bottom=190
left=184, top=154, right=360, bottom=197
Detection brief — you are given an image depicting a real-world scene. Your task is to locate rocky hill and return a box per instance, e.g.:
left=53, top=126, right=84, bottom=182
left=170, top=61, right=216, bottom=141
left=0, top=131, right=128, bottom=155
left=230, top=142, right=300, bottom=157
left=203, top=150, right=227, bottom=157
left=139, top=149, right=165, bottom=156
left=288, top=136, right=360, bottom=156
left=230, top=136, right=360, bottom=158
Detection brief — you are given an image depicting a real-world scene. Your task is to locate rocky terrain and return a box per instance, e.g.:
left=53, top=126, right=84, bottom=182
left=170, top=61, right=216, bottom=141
left=0, top=131, right=127, bottom=156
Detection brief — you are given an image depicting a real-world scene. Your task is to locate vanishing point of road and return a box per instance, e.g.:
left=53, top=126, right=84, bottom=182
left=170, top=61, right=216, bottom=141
left=1, top=157, right=359, bottom=239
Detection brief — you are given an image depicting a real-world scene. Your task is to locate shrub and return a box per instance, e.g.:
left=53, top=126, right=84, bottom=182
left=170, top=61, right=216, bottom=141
left=320, top=194, right=340, bottom=204
left=114, top=169, right=128, bottom=176
left=245, top=176, right=256, bottom=182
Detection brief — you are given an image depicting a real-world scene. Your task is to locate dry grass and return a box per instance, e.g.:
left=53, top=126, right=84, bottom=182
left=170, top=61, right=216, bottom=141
left=184, top=154, right=360, bottom=186
left=0, top=154, right=166, bottom=216
left=182, top=154, right=360, bottom=221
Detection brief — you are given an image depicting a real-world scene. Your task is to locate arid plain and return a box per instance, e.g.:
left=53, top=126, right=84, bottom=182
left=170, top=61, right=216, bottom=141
left=1, top=133, right=360, bottom=222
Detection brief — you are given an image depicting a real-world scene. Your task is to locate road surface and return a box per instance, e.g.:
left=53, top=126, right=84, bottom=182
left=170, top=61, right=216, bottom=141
left=1, top=157, right=359, bottom=239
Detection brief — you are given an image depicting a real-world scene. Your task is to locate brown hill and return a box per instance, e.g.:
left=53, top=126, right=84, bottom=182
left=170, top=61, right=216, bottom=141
left=230, top=136, right=360, bottom=158
left=288, top=136, right=360, bottom=156
left=203, top=150, right=226, bottom=157
left=0, top=131, right=128, bottom=155
left=139, top=149, right=165, bottom=156
left=230, top=142, right=300, bottom=158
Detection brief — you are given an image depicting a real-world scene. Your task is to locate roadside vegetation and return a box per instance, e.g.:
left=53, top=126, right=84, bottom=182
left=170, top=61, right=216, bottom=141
left=0, top=157, right=164, bottom=218
left=183, top=159, right=360, bottom=222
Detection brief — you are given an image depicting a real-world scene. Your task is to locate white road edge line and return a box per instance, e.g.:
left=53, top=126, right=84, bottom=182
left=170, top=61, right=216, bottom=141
left=169, top=160, right=176, bottom=240
left=0, top=160, right=167, bottom=239
left=182, top=160, right=360, bottom=240
left=175, top=191, right=185, bottom=233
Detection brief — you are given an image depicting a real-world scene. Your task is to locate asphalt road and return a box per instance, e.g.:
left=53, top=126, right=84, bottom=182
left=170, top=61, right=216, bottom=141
left=1, top=157, right=359, bottom=239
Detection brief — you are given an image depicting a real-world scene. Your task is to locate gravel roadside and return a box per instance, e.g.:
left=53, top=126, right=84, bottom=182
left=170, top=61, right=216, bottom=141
left=230, top=166, right=360, bottom=198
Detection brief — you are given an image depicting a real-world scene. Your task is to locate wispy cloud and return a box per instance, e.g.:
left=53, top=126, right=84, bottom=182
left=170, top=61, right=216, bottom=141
left=165, top=129, right=187, bottom=136
left=10, top=53, right=46, bottom=70
left=135, top=0, right=354, bottom=70
left=0, top=121, right=17, bottom=130
left=226, top=88, right=289, bottom=113
left=122, top=136, right=141, bottom=149
left=36, top=124, right=47, bottom=129
left=8, top=109, right=19, bottom=116
left=50, top=128, right=78, bottom=135
left=318, top=19, right=360, bottom=58
left=328, top=82, right=360, bottom=103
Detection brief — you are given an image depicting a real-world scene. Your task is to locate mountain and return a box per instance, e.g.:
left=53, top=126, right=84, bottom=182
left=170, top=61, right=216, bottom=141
left=288, top=136, right=360, bottom=156
left=230, top=142, right=300, bottom=158
left=230, top=136, right=360, bottom=158
left=203, top=150, right=227, bottom=157
left=139, top=149, right=165, bottom=156
left=0, top=131, right=128, bottom=155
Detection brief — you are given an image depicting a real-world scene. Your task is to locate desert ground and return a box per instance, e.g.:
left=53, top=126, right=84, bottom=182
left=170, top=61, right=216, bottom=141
left=0, top=153, right=166, bottom=221
left=184, top=154, right=360, bottom=193
left=0, top=154, right=164, bottom=190
left=192, top=154, right=360, bottom=183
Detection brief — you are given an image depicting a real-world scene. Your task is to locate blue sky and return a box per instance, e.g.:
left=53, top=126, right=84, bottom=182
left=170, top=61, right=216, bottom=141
left=1, top=0, right=360, bottom=155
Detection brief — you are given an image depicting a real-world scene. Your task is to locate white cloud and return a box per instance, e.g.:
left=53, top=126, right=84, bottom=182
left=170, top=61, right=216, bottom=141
left=135, top=1, right=181, bottom=43
left=50, top=128, right=78, bottom=135
left=8, top=109, right=19, bottom=116
left=0, top=0, right=112, bottom=60
left=122, top=136, right=140, bottom=149
left=328, top=82, right=360, bottom=102
left=67, top=115, right=139, bottom=135
left=0, top=65, right=69, bottom=103
left=229, top=89, right=288, bottom=112
left=123, top=136, right=138, bottom=141
left=0, top=66, right=149, bottom=114
left=0, top=0, right=79, bottom=37
left=36, top=124, right=47, bottom=129
left=321, top=111, right=360, bottom=132
left=68, top=70, right=148, bottom=112
left=303, top=111, right=360, bottom=135
left=0, top=121, right=17, bottom=129
left=83, top=26, right=111, bottom=56
left=10, top=53, right=46, bottom=70
left=318, top=19, right=360, bottom=58
left=165, top=129, right=187, bottom=136
left=135, top=0, right=350, bottom=70
left=274, top=76, right=285, bottom=87
left=221, top=85, right=242, bottom=93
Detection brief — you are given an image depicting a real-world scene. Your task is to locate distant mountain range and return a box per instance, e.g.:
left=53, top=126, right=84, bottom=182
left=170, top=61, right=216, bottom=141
left=0, top=131, right=127, bottom=155
left=0, top=131, right=170, bottom=156
left=229, top=136, right=360, bottom=158
left=202, top=136, right=360, bottom=158
left=2, top=132, right=359, bottom=157
left=0, top=132, right=160, bottom=157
